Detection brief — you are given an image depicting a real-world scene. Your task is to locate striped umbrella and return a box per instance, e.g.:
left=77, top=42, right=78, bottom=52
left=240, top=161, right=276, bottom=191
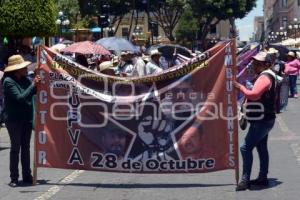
left=61, top=41, right=111, bottom=55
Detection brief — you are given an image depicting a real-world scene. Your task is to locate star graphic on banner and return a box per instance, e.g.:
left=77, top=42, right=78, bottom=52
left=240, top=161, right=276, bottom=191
left=101, top=77, right=203, bottom=162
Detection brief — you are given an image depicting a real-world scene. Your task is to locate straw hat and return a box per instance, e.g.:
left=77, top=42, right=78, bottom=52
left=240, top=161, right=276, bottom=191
left=150, top=49, right=161, bottom=57
left=252, top=52, right=268, bottom=62
left=267, top=48, right=279, bottom=57
left=287, top=51, right=296, bottom=57
left=99, top=61, right=114, bottom=72
left=4, top=55, right=31, bottom=72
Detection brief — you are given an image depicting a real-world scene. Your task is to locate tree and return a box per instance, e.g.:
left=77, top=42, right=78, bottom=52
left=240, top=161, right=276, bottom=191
left=149, top=0, right=186, bottom=41
left=78, top=0, right=132, bottom=34
left=175, top=7, right=198, bottom=48
left=187, top=0, right=256, bottom=50
left=0, top=0, right=56, bottom=37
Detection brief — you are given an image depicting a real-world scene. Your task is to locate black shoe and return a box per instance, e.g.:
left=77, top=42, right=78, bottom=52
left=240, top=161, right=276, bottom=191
left=23, top=175, right=33, bottom=185
left=8, top=180, right=19, bottom=187
left=236, top=181, right=250, bottom=191
left=250, top=178, right=269, bottom=186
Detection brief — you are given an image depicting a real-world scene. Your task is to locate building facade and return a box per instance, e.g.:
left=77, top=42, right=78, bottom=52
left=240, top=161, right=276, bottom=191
left=264, top=0, right=300, bottom=40
left=111, top=12, right=230, bottom=45
left=254, top=16, right=265, bottom=42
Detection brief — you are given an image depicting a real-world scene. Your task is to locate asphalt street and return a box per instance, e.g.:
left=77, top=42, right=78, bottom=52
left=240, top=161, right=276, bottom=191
left=1, top=97, right=300, bottom=200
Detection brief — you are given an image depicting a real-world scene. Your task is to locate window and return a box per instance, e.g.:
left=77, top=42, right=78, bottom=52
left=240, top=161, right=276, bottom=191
left=298, top=0, right=300, bottom=6
left=282, top=0, right=287, bottom=8
left=282, top=16, right=288, bottom=28
left=122, top=27, right=129, bottom=37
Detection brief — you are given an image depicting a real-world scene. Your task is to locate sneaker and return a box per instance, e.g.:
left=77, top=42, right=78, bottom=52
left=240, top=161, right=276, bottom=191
left=8, top=180, right=19, bottom=187
left=235, top=181, right=250, bottom=191
left=294, top=94, right=298, bottom=98
left=250, top=178, right=269, bottom=186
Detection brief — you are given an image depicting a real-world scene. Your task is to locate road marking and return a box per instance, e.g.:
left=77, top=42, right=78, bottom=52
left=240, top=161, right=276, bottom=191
left=34, top=170, right=84, bottom=200
left=276, top=115, right=290, bottom=134
left=291, top=143, right=300, bottom=166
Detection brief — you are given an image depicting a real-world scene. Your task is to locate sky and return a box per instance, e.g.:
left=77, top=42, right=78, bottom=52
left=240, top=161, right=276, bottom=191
left=236, top=0, right=263, bottom=41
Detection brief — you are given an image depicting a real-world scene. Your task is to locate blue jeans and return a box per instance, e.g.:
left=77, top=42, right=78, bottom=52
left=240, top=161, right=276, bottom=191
left=289, top=75, right=298, bottom=96
left=240, top=119, right=275, bottom=182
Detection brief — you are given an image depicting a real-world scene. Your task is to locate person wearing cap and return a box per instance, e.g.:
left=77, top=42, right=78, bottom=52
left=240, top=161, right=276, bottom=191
left=145, top=49, right=163, bottom=75
left=285, top=51, right=300, bottom=98
left=2, top=55, right=41, bottom=187
left=233, top=51, right=277, bottom=191
left=115, top=51, right=134, bottom=77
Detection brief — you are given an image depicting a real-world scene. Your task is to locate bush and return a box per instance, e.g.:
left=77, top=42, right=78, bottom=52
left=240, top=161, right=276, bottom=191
left=0, top=0, right=57, bottom=37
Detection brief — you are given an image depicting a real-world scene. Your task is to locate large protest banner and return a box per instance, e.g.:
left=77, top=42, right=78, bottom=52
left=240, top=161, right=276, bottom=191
left=35, top=41, right=238, bottom=176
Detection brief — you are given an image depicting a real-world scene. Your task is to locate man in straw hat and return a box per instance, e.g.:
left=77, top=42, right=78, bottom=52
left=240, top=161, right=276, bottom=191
left=98, top=61, right=116, bottom=76
left=115, top=51, right=135, bottom=77
left=145, top=49, right=163, bottom=75
left=2, top=55, right=41, bottom=187
left=285, top=51, right=300, bottom=98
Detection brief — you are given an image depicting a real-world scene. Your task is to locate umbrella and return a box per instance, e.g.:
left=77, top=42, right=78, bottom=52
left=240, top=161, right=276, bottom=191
left=146, top=44, right=192, bottom=60
left=268, top=44, right=289, bottom=61
left=61, top=41, right=111, bottom=55
left=61, top=39, right=74, bottom=45
left=96, top=37, right=140, bottom=55
left=50, top=43, right=66, bottom=52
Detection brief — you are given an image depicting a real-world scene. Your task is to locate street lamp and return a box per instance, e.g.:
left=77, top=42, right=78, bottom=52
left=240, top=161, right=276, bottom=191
left=133, top=26, right=142, bottom=40
left=268, top=31, right=278, bottom=42
left=56, top=11, right=70, bottom=38
left=288, top=18, right=299, bottom=41
left=278, top=27, right=287, bottom=41
left=104, top=26, right=115, bottom=37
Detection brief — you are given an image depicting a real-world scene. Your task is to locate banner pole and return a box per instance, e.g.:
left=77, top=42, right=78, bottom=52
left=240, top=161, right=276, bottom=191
left=33, top=45, right=41, bottom=186
left=231, top=37, right=240, bottom=185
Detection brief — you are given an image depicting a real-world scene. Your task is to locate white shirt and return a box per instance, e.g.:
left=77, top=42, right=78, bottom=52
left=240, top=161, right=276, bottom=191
left=145, top=60, right=163, bottom=75
left=132, top=57, right=146, bottom=77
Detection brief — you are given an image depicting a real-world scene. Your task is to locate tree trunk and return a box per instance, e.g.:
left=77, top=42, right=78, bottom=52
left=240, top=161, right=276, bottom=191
left=229, top=17, right=237, bottom=39
left=128, top=10, right=135, bottom=40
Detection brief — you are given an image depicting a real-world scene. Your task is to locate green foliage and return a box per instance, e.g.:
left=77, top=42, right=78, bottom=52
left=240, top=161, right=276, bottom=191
left=0, top=0, right=57, bottom=37
left=188, top=0, right=256, bottom=20
left=150, top=0, right=186, bottom=41
left=72, top=16, right=90, bottom=29
left=185, top=0, right=256, bottom=49
left=78, top=0, right=131, bottom=17
left=175, top=7, right=198, bottom=47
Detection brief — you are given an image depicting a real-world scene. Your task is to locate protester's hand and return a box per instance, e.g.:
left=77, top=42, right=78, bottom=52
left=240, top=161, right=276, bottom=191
left=233, top=80, right=241, bottom=90
left=33, top=75, right=41, bottom=86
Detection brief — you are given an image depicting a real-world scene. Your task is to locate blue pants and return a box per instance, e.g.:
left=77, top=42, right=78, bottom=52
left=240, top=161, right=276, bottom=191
left=240, top=119, right=275, bottom=182
left=289, top=75, right=298, bottom=96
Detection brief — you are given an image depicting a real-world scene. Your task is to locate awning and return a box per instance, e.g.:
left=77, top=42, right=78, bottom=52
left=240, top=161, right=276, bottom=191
left=90, top=27, right=101, bottom=33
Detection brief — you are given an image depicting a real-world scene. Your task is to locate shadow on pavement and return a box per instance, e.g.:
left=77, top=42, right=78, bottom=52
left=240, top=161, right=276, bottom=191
left=249, top=178, right=282, bottom=191
left=43, top=182, right=234, bottom=189
left=12, top=179, right=51, bottom=188
left=0, top=147, right=9, bottom=151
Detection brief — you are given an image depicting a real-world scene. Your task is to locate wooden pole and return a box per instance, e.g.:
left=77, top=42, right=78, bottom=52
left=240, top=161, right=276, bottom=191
left=229, top=17, right=240, bottom=185
left=32, top=46, right=41, bottom=186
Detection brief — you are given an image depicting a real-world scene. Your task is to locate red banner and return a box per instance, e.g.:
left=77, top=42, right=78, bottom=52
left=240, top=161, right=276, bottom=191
left=35, top=41, right=238, bottom=173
